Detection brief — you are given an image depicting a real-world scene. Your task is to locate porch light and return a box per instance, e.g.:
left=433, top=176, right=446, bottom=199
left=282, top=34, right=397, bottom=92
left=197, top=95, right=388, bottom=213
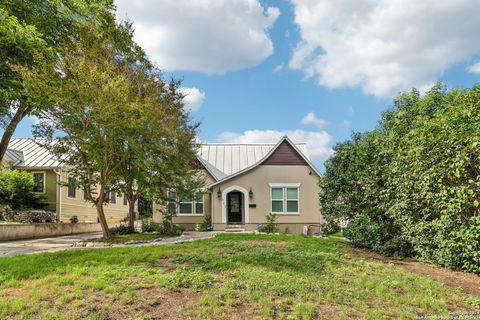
left=249, top=187, right=253, bottom=199
left=217, top=188, right=221, bottom=198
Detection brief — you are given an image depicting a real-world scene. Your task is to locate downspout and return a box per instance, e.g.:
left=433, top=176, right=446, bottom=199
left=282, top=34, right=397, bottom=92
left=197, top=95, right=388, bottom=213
left=210, top=188, right=214, bottom=230
left=53, top=169, right=62, bottom=223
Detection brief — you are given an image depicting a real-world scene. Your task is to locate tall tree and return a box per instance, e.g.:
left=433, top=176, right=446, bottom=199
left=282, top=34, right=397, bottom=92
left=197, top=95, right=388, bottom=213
left=112, top=67, right=199, bottom=232
left=0, top=0, right=115, bottom=160
left=16, top=23, right=147, bottom=238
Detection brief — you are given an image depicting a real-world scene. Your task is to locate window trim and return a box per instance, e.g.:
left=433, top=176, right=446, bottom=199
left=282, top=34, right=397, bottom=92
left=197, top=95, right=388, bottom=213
left=67, top=175, right=77, bottom=199
left=270, top=184, right=300, bottom=215
left=32, top=171, right=46, bottom=194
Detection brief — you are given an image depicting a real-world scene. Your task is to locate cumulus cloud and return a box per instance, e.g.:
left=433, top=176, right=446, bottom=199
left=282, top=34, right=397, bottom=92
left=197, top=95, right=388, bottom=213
left=180, top=87, right=206, bottom=113
left=300, top=112, right=327, bottom=128
left=468, top=62, right=480, bottom=74
left=217, top=129, right=333, bottom=163
left=116, top=0, right=279, bottom=74
left=289, top=0, right=480, bottom=97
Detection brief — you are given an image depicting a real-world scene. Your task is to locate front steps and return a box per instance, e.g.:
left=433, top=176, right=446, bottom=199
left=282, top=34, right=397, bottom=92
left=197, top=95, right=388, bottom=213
left=225, top=225, right=246, bottom=233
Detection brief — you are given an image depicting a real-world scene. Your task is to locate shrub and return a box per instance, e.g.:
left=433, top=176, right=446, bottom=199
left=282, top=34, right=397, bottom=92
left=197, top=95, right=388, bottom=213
left=320, top=83, right=480, bottom=272
left=196, top=216, right=213, bottom=232
left=142, top=217, right=161, bottom=233
left=110, top=223, right=132, bottom=235
left=263, top=213, right=278, bottom=234
left=321, top=219, right=341, bottom=236
left=0, top=170, right=46, bottom=209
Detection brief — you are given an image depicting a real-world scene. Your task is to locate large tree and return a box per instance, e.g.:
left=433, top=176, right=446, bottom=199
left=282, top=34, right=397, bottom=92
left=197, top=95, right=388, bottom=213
left=0, top=0, right=116, bottom=160
left=16, top=22, right=151, bottom=238
left=112, top=68, right=199, bottom=232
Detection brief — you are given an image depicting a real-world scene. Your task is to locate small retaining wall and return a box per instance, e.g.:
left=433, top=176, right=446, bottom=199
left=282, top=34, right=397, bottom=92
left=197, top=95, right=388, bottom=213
left=0, top=223, right=103, bottom=241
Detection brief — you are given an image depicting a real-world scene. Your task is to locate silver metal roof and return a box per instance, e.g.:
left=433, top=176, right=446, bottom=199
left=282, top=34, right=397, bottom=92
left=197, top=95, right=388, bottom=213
left=4, top=149, right=24, bottom=166
left=7, top=138, right=63, bottom=168
left=197, top=142, right=309, bottom=181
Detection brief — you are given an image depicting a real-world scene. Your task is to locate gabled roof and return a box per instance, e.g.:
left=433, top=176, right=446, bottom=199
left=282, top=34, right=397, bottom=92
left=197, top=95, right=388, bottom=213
left=197, top=136, right=320, bottom=187
left=7, top=138, right=63, bottom=169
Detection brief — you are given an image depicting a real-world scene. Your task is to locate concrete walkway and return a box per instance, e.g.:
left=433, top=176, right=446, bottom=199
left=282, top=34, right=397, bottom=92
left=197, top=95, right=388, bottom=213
left=0, top=231, right=219, bottom=257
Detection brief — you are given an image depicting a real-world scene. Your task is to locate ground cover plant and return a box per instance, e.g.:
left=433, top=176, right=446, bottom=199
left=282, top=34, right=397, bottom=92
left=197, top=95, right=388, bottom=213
left=0, top=234, right=478, bottom=319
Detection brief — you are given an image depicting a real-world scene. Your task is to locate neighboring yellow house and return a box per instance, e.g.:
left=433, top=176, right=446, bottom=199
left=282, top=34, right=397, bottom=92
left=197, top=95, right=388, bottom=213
left=153, top=136, right=324, bottom=234
left=3, top=138, right=129, bottom=224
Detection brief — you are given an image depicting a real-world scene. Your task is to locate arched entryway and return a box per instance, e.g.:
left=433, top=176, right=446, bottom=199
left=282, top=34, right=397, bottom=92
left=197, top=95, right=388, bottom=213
left=221, top=185, right=249, bottom=224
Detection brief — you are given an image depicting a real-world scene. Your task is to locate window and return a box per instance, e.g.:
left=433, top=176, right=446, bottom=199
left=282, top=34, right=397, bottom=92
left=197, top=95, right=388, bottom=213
left=167, top=191, right=177, bottom=214
left=110, top=190, right=116, bottom=204
left=67, top=176, right=76, bottom=198
left=84, top=189, right=88, bottom=201
left=167, top=191, right=204, bottom=215
left=123, top=194, right=128, bottom=206
left=270, top=185, right=299, bottom=214
left=195, top=193, right=204, bottom=214
left=32, top=172, right=45, bottom=193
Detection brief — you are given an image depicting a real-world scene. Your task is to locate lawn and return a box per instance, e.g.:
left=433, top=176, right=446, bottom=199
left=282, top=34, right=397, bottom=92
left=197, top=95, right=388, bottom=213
left=0, top=234, right=478, bottom=319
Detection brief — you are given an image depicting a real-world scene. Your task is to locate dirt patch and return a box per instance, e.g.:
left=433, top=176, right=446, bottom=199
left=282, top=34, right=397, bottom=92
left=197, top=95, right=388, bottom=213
left=156, top=258, right=178, bottom=272
left=349, top=246, right=480, bottom=297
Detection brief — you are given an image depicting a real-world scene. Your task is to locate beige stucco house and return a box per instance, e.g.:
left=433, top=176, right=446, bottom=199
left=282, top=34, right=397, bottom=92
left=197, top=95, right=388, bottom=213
left=2, top=138, right=128, bottom=224
left=153, top=136, right=323, bottom=234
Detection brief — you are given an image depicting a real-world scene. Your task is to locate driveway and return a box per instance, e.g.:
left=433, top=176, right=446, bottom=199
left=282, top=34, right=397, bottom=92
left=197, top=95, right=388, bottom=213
left=0, top=232, right=103, bottom=257
left=0, top=231, right=219, bottom=257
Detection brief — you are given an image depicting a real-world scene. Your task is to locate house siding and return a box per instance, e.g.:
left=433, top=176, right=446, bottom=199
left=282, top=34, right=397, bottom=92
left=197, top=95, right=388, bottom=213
left=261, top=141, right=308, bottom=166
left=212, top=165, right=322, bottom=229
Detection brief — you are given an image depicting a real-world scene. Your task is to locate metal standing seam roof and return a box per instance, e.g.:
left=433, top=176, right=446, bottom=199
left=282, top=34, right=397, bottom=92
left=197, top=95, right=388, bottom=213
left=197, top=142, right=310, bottom=181
left=4, top=149, right=24, bottom=166
left=7, top=138, right=64, bottom=168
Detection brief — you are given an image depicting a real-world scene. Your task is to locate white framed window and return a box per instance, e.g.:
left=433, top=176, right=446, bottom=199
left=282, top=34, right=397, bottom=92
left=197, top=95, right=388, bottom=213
left=123, top=194, right=128, bottom=206
left=32, top=171, right=45, bottom=193
left=67, top=175, right=76, bottom=199
left=269, top=183, right=300, bottom=214
left=167, top=190, right=204, bottom=215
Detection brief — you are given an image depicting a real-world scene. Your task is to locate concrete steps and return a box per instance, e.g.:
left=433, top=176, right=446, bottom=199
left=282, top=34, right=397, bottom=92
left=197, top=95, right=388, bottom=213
left=225, top=225, right=246, bottom=233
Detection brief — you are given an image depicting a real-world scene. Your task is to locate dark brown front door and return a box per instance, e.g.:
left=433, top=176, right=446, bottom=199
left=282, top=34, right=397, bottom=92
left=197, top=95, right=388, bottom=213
left=227, top=192, right=243, bottom=224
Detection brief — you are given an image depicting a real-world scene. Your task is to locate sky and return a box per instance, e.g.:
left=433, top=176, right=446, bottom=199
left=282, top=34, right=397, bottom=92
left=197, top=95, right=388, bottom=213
left=13, top=0, right=480, bottom=170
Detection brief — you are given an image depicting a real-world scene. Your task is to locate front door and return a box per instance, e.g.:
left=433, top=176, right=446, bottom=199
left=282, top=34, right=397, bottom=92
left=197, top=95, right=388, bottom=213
left=227, top=192, right=243, bottom=224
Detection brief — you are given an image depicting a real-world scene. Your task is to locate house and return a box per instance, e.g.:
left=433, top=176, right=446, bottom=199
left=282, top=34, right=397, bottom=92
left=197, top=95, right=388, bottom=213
left=2, top=138, right=129, bottom=224
left=153, top=136, right=324, bottom=233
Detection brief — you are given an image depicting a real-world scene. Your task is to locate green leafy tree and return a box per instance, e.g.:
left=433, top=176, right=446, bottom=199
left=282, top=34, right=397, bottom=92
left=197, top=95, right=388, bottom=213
left=321, top=83, right=480, bottom=272
left=0, top=0, right=116, bottom=160
left=112, top=68, right=199, bottom=232
left=16, top=23, right=148, bottom=238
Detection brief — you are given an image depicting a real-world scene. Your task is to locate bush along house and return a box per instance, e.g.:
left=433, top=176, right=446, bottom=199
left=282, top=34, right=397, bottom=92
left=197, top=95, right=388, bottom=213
left=153, top=136, right=324, bottom=234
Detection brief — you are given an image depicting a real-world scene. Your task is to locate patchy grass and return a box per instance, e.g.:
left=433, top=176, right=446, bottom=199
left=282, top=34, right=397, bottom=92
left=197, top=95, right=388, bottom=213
left=0, top=234, right=478, bottom=319
left=92, top=233, right=161, bottom=244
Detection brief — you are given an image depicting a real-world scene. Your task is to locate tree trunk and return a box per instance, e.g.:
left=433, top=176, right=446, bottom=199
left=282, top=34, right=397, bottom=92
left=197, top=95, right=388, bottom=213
left=0, top=104, right=31, bottom=161
left=95, top=203, right=111, bottom=238
left=127, top=196, right=136, bottom=232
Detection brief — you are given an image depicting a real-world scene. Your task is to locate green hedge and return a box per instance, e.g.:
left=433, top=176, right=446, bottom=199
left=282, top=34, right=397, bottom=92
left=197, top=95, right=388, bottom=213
left=0, top=170, right=45, bottom=210
left=320, top=83, right=480, bottom=273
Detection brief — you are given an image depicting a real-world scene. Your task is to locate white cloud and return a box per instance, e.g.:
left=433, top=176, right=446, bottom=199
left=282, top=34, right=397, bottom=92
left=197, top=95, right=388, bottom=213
left=468, top=62, right=480, bottom=74
left=289, top=0, right=480, bottom=97
left=116, top=0, right=279, bottom=74
left=216, top=129, right=333, bottom=163
left=273, top=64, right=284, bottom=73
left=180, top=87, right=206, bottom=113
left=347, top=105, right=354, bottom=116
left=300, top=112, right=327, bottom=128
left=340, top=120, right=351, bottom=128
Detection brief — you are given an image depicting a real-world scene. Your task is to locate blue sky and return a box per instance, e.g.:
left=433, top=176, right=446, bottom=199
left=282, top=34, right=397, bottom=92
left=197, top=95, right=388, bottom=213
left=13, top=0, right=480, bottom=170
